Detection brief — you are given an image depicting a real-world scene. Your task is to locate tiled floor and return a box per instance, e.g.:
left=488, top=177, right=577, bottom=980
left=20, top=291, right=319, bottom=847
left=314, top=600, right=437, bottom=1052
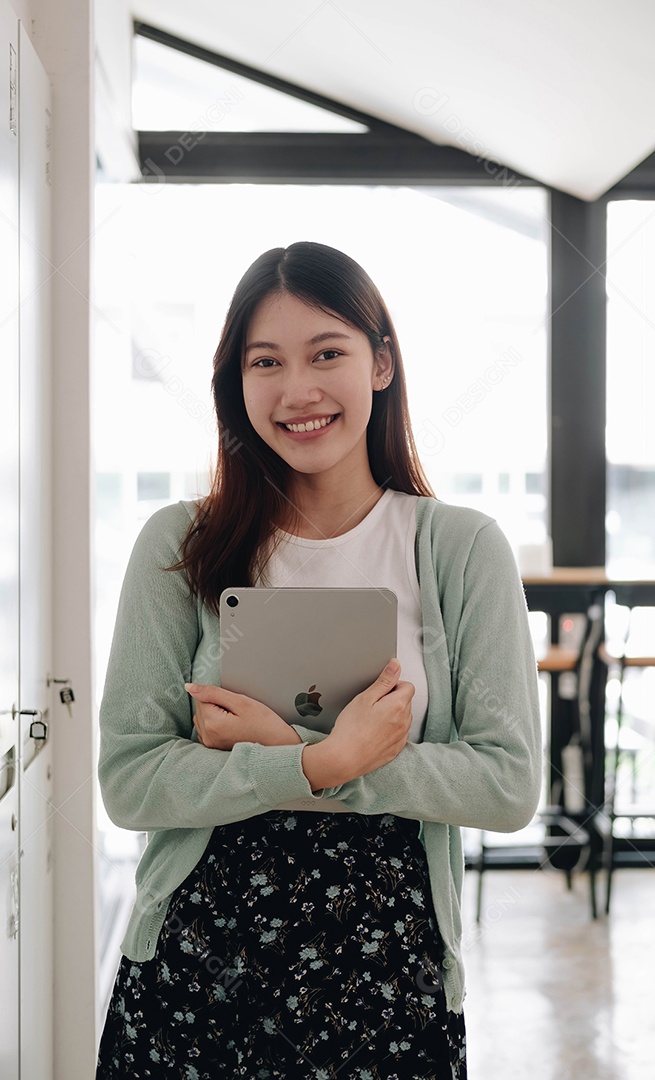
left=460, top=867, right=655, bottom=1080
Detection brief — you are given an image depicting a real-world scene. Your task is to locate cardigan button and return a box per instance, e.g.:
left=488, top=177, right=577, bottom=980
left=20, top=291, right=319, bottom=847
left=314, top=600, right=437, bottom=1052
left=442, top=956, right=454, bottom=970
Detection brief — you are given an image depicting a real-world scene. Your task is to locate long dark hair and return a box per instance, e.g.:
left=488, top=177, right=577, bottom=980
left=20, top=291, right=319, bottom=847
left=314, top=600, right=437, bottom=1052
left=169, top=242, right=435, bottom=614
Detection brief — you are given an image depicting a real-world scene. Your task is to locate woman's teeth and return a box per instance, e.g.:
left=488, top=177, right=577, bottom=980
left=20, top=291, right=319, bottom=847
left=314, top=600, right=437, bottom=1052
left=282, top=415, right=337, bottom=433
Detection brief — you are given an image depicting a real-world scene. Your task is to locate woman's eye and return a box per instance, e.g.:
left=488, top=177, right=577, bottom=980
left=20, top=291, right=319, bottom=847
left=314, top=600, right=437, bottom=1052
left=252, top=358, right=278, bottom=368
left=316, top=350, right=341, bottom=361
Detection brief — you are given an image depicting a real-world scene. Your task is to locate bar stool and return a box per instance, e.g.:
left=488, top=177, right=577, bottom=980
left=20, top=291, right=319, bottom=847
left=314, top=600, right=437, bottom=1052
left=598, top=585, right=655, bottom=914
left=473, top=604, right=604, bottom=920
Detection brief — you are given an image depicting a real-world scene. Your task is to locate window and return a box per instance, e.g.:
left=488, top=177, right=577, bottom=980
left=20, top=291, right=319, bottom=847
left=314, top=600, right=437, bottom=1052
left=132, top=33, right=367, bottom=134
left=606, top=200, right=655, bottom=574
left=137, top=471, right=171, bottom=502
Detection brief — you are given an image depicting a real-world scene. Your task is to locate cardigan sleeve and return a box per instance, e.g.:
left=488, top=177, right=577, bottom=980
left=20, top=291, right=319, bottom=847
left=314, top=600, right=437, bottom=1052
left=98, top=505, right=324, bottom=831
left=322, top=520, right=543, bottom=832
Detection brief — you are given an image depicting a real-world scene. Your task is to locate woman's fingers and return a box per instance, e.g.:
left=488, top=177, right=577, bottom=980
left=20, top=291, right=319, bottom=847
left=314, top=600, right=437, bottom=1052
left=185, top=682, right=242, bottom=710
left=393, top=679, right=416, bottom=705
left=362, top=662, right=414, bottom=712
left=361, top=658, right=401, bottom=704
left=192, top=698, right=240, bottom=749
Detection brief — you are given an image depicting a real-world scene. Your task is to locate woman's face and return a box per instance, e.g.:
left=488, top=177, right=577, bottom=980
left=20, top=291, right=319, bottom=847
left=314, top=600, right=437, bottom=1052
left=242, top=291, right=392, bottom=481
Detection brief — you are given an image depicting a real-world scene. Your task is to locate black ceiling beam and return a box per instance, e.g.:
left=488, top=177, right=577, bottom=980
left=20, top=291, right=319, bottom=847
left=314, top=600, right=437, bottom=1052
left=607, top=150, right=655, bottom=196
left=137, top=130, right=535, bottom=185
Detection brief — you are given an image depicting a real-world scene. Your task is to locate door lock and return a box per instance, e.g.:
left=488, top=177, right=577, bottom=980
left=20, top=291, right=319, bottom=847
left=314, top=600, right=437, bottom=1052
left=20, top=709, right=48, bottom=741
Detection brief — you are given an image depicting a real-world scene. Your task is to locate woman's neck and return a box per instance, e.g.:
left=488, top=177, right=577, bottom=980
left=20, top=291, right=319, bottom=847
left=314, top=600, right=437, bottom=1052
left=282, top=474, right=386, bottom=540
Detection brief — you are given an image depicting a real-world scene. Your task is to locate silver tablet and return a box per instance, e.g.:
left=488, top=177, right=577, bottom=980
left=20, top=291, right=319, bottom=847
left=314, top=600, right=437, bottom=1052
left=219, top=587, right=397, bottom=734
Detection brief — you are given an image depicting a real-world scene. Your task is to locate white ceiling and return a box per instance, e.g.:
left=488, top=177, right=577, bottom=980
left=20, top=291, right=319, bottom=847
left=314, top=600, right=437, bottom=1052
left=131, top=0, right=655, bottom=200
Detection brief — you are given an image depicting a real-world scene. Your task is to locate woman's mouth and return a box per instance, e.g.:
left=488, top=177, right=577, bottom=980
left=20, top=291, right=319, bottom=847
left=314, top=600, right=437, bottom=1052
left=277, top=413, right=340, bottom=438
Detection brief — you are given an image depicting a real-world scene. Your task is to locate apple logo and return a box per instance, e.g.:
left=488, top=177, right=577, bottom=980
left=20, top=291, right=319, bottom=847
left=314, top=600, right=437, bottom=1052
left=294, top=684, right=323, bottom=719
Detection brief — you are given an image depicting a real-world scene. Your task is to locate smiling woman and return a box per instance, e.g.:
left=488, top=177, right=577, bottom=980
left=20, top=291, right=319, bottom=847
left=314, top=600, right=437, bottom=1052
left=96, top=241, right=542, bottom=1079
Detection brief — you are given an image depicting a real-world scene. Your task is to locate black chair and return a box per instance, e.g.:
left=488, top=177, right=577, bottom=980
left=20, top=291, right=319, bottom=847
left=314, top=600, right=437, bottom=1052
left=597, top=585, right=655, bottom=913
left=472, top=603, right=605, bottom=921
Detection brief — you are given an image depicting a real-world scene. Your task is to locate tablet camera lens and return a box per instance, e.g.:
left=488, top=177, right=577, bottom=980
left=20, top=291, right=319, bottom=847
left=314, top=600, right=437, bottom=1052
left=226, top=594, right=239, bottom=608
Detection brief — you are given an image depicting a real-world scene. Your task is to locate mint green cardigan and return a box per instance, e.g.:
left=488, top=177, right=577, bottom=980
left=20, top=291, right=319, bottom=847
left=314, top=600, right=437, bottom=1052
left=98, top=497, right=542, bottom=1014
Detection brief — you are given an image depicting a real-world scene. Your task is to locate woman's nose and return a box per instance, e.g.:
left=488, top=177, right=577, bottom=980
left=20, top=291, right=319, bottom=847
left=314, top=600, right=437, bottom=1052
left=279, top=372, right=323, bottom=409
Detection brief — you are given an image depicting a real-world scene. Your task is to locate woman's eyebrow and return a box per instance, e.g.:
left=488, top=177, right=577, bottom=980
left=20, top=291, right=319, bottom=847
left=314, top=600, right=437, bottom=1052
left=306, top=331, right=353, bottom=346
left=244, top=340, right=279, bottom=354
left=244, top=331, right=353, bottom=354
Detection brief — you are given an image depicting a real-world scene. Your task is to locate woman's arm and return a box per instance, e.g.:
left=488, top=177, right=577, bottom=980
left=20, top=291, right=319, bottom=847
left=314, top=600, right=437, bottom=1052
left=98, top=505, right=325, bottom=831
left=186, top=663, right=414, bottom=795
left=301, top=521, right=543, bottom=832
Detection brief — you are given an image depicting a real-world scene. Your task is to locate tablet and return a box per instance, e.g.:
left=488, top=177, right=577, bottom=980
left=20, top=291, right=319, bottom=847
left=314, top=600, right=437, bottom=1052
left=219, top=587, right=397, bottom=734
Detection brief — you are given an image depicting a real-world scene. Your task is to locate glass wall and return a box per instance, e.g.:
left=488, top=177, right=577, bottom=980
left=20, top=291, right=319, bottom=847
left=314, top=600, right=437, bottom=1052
left=604, top=200, right=655, bottom=820
left=606, top=199, right=655, bottom=576
left=93, top=182, right=549, bottom=987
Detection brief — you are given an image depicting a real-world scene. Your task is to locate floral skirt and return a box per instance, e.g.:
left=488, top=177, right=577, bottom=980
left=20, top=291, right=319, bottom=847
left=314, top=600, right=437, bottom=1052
left=96, top=811, right=466, bottom=1079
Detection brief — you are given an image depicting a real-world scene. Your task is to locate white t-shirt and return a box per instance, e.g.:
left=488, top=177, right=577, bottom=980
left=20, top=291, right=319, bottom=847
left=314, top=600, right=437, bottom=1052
left=257, top=488, right=428, bottom=742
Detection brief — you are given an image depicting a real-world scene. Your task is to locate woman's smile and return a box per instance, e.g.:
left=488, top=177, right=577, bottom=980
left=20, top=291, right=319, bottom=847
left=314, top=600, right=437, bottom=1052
left=276, top=412, right=341, bottom=438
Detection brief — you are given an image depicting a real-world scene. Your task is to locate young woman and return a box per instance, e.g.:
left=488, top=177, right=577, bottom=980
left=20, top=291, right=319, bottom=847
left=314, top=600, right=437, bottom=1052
left=96, top=242, right=542, bottom=1079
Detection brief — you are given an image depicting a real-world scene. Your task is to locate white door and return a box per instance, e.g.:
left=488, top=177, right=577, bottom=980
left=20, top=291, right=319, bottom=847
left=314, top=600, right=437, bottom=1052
left=18, top=23, right=54, bottom=1080
left=0, top=4, right=20, bottom=1080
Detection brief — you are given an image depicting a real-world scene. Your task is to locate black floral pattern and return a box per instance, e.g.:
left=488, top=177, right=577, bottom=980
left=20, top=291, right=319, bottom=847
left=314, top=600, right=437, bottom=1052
left=97, top=812, right=466, bottom=1079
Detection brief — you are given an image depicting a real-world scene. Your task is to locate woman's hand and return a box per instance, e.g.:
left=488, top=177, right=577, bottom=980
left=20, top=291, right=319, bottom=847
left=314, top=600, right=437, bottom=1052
left=301, top=659, right=414, bottom=791
left=185, top=683, right=302, bottom=750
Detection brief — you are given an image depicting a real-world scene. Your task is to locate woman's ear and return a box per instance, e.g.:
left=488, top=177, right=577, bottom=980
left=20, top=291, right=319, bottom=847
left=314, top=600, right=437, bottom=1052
left=373, top=336, right=394, bottom=391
